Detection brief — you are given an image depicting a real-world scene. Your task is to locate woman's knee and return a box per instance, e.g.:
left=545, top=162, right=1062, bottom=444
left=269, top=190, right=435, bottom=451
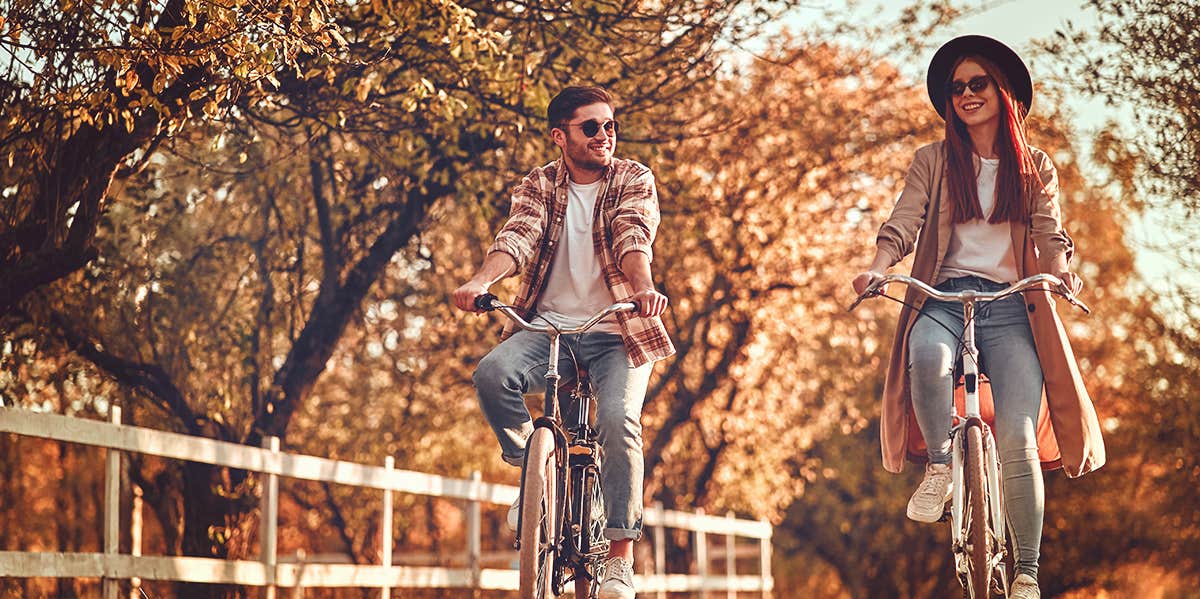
left=908, top=341, right=955, bottom=378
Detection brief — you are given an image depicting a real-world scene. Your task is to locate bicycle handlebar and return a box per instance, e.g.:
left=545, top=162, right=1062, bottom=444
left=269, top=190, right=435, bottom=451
left=474, top=293, right=640, bottom=334
left=849, top=273, right=1091, bottom=314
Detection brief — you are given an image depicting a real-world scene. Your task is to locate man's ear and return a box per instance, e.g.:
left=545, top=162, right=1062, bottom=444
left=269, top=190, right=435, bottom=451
left=550, top=127, right=566, bottom=149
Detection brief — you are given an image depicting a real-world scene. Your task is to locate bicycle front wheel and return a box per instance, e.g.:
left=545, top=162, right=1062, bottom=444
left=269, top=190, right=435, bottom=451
left=519, top=428, right=558, bottom=599
left=964, top=424, right=994, bottom=598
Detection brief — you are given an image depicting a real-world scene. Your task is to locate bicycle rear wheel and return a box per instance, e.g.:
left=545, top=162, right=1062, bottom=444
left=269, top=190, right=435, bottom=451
left=964, top=424, right=994, bottom=598
left=573, top=463, right=608, bottom=598
left=519, top=428, right=558, bottom=599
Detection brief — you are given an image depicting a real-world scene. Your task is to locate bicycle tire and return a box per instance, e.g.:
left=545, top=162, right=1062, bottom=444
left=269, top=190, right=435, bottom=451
left=519, top=428, right=558, bottom=599
left=964, top=424, right=992, bottom=598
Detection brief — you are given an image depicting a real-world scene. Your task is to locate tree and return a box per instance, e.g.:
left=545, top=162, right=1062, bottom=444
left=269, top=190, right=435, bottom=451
left=1046, top=1, right=1200, bottom=327
left=1051, top=1, right=1200, bottom=215
left=630, top=31, right=939, bottom=516
left=0, top=0, right=346, bottom=313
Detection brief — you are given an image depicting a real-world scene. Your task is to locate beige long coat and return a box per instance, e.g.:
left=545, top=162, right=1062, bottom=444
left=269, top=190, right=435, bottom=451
left=876, top=141, right=1106, bottom=477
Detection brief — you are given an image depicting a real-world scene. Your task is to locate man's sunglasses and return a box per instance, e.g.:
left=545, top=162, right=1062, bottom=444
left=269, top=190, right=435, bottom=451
left=947, top=75, right=992, bottom=97
left=560, top=119, right=619, bottom=138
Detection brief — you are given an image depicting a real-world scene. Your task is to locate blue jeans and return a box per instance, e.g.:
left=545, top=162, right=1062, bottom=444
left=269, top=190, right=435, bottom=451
left=473, top=330, right=652, bottom=541
left=908, top=276, right=1044, bottom=578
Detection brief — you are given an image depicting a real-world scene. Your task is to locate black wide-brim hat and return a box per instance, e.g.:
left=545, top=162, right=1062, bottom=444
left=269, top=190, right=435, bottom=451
left=926, top=35, right=1032, bottom=120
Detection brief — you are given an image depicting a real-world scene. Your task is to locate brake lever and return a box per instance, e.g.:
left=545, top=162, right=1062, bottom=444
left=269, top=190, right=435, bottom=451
left=848, top=280, right=885, bottom=312
left=1062, top=290, right=1091, bottom=315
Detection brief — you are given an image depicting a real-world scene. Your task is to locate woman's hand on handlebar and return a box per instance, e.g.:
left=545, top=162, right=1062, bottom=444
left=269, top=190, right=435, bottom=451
left=852, top=271, right=886, bottom=296
left=628, top=288, right=668, bottom=318
left=1057, top=271, right=1083, bottom=296
left=453, top=280, right=490, bottom=313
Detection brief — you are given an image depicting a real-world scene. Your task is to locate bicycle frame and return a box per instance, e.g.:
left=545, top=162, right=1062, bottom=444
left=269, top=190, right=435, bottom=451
left=851, top=273, right=1089, bottom=597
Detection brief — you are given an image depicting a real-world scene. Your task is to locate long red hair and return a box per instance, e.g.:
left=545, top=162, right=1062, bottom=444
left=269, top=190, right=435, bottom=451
left=943, top=55, right=1043, bottom=224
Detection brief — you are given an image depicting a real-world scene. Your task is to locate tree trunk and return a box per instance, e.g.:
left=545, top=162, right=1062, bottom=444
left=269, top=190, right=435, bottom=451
left=172, top=462, right=256, bottom=599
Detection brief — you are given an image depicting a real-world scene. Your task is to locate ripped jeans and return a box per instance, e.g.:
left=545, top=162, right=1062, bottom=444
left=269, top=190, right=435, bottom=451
left=908, top=275, right=1044, bottom=579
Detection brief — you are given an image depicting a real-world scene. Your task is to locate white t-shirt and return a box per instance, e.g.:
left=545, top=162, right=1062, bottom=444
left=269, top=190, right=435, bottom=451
left=939, top=157, right=1019, bottom=284
left=536, top=179, right=621, bottom=334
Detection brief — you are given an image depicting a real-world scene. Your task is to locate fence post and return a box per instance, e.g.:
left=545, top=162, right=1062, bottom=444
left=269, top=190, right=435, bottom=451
left=261, top=436, right=280, bottom=599
left=292, top=549, right=307, bottom=599
left=382, top=456, right=394, bottom=599
left=129, top=484, right=143, bottom=599
left=760, top=518, right=773, bottom=599
left=467, top=470, right=482, bottom=590
left=695, top=507, right=708, bottom=599
left=726, top=512, right=736, bottom=599
left=653, top=501, right=666, bottom=599
left=102, top=406, right=121, bottom=599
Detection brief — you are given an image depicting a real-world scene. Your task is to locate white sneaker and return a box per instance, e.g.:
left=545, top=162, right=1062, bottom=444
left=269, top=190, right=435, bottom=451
left=906, top=463, right=953, bottom=523
left=597, top=556, right=635, bottom=599
left=1009, top=573, right=1040, bottom=599
left=506, top=496, right=520, bottom=533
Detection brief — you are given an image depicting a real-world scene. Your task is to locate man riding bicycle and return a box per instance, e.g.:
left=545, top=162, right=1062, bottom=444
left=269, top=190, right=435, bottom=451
left=453, top=86, right=674, bottom=599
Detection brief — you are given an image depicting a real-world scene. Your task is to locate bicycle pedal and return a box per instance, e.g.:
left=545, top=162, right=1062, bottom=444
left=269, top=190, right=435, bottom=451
left=937, top=508, right=952, bottom=523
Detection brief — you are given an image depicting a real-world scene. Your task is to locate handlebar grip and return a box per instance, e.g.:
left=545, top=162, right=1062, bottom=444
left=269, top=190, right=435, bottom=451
left=474, top=293, right=500, bottom=312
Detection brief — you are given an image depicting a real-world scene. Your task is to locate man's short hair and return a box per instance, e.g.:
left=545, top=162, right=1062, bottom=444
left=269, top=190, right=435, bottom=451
left=547, top=86, right=613, bottom=129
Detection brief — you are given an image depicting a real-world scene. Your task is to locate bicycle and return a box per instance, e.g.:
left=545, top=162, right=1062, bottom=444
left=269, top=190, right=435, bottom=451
left=473, top=292, right=639, bottom=599
left=850, top=273, right=1089, bottom=598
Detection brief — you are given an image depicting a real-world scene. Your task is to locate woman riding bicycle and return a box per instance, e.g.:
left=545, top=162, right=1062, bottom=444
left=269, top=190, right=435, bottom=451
left=851, top=35, right=1106, bottom=599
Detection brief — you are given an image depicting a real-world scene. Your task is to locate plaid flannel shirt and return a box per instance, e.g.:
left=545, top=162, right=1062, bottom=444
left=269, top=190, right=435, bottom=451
left=488, top=157, right=675, bottom=367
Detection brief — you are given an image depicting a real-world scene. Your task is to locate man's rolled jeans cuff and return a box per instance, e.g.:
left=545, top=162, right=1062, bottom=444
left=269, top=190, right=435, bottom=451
left=502, top=452, right=524, bottom=467
left=604, top=527, right=643, bottom=542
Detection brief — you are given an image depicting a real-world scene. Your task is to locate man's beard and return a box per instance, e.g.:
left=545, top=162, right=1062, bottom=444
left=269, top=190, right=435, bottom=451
left=571, top=145, right=612, bottom=171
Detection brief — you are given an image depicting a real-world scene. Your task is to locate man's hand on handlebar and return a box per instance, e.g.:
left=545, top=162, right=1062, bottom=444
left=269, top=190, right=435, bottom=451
left=628, top=288, right=668, bottom=318
left=453, top=280, right=490, bottom=313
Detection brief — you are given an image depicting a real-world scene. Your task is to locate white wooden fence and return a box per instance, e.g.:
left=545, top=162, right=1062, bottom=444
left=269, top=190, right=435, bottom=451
left=0, top=406, right=773, bottom=597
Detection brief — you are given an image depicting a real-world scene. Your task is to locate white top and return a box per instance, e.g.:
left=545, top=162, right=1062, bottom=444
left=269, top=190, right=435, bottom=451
left=939, top=157, right=1019, bottom=284
left=536, top=179, right=621, bottom=334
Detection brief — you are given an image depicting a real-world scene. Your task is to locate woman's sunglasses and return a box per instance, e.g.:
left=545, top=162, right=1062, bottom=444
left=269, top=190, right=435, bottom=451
left=947, top=75, right=992, bottom=97
left=560, top=119, right=619, bottom=138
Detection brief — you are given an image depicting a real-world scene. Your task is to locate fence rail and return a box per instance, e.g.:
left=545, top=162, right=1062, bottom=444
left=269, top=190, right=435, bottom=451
left=0, top=407, right=773, bottom=597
